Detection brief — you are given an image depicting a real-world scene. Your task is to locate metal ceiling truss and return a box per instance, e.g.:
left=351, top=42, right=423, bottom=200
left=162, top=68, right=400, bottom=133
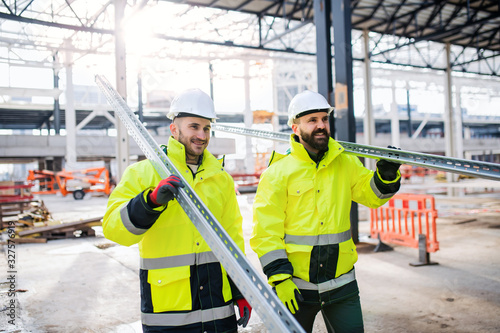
left=0, top=0, right=499, bottom=76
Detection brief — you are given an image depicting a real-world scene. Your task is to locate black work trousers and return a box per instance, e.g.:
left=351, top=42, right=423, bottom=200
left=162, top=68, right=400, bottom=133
left=293, top=293, right=364, bottom=333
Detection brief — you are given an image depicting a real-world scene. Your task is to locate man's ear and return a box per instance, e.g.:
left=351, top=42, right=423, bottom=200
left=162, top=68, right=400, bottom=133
left=170, top=122, right=178, bottom=138
left=291, top=123, right=299, bottom=135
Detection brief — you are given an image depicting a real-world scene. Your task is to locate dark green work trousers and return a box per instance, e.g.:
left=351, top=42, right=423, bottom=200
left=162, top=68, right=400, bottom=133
left=293, top=293, right=364, bottom=333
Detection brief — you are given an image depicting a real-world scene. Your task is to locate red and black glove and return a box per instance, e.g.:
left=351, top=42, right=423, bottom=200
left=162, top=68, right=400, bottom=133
left=148, top=175, right=185, bottom=206
left=377, top=146, right=402, bottom=181
left=235, top=298, right=252, bottom=327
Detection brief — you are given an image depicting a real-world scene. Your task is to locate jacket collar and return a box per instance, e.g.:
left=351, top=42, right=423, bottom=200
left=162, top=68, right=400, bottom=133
left=165, top=136, right=223, bottom=179
left=289, top=133, right=344, bottom=165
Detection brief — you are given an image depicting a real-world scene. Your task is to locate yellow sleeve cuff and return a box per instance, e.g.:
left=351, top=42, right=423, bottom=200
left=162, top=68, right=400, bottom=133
left=376, top=169, right=401, bottom=183
left=269, top=273, right=292, bottom=287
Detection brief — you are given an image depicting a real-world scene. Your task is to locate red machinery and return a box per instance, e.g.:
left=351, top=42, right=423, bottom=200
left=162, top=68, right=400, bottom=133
left=27, top=167, right=113, bottom=200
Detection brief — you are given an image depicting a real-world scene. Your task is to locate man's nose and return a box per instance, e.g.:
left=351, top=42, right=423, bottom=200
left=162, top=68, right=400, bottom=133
left=196, top=130, right=208, bottom=140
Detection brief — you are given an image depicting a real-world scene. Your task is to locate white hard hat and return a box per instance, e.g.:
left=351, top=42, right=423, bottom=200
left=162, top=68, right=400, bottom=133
left=287, top=90, right=334, bottom=126
left=167, top=88, right=218, bottom=122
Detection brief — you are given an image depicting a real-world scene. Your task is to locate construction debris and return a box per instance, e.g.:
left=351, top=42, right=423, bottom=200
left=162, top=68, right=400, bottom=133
left=1, top=197, right=102, bottom=244
left=18, top=217, right=103, bottom=241
left=0, top=199, right=50, bottom=229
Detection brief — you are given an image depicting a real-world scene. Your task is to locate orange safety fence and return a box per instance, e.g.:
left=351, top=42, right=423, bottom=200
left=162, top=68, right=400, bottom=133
left=370, top=193, right=439, bottom=264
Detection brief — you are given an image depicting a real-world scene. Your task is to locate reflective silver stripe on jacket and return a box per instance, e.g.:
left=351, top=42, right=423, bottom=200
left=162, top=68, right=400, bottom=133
left=284, top=230, right=352, bottom=246
left=141, top=251, right=219, bottom=270
left=370, top=177, right=394, bottom=199
left=259, top=249, right=288, bottom=267
left=293, top=269, right=356, bottom=293
left=120, top=204, right=148, bottom=236
left=141, top=304, right=234, bottom=327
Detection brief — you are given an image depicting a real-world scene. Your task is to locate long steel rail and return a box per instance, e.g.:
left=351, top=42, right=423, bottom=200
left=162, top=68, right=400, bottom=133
left=95, top=75, right=305, bottom=333
left=212, top=124, right=500, bottom=181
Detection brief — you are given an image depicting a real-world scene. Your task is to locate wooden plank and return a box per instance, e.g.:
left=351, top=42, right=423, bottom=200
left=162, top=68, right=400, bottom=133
left=0, top=199, right=39, bottom=206
left=0, top=200, right=43, bottom=223
left=18, top=217, right=103, bottom=237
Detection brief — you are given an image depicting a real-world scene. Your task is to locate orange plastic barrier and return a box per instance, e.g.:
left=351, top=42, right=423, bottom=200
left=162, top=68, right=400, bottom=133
left=370, top=193, right=439, bottom=262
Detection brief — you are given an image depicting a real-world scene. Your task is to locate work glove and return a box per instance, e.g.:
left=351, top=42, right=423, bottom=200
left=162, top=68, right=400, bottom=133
left=275, top=278, right=303, bottom=314
left=376, top=145, right=402, bottom=181
left=235, top=298, right=252, bottom=327
left=148, top=175, right=185, bottom=206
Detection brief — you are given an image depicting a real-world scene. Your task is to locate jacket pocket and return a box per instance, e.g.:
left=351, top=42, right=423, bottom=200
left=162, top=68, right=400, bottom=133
left=337, top=239, right=357, bottom=277
left=287, top=180, right=315, bottom=224
left=287, top=179, right=314, bottom=198
left=285, top=243, right=312, bottom=281
left=148, top=266, right=192, bottom=312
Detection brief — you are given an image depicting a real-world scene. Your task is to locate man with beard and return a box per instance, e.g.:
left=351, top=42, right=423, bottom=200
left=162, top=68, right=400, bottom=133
left=250, top=90, right=401, bottom=333
left=103, top=88, right=252, bottom=332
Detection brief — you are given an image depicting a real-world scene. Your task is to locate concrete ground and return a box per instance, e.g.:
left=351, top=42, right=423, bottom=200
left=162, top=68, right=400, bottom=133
left=1, top=178, right=500, bottom=332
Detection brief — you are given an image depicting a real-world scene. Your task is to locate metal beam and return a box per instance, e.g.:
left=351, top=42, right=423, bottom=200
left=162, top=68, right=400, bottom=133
left=0, top=12, right=114, bottom=34
left=212, top=124, right=500, bottom=181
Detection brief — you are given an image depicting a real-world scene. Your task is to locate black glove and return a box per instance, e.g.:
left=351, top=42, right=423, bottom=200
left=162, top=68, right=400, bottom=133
left=148, top=175, right=185, bottom=206
left=376, top=146, right=401, bottom=181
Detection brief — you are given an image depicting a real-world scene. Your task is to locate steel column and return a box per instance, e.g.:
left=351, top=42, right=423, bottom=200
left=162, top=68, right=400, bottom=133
left=244, top=60, right=255, bottom=174
left=114, top=0, right=130, bottom=182
left=331, top=0, right=359, bottom=242
left=406, top=87, right=412, bottom=137
left=64, top=39, right=77, bottom=169
left=454, top=85, right=464, bottom=159
left=362, top=30, right=375, bottom=171
left=444, top=43, right=456, bottom=182
left=313, top=0, right=334, bottom=135
left=390, top=80, right=401, bottom=148
left=53, top=54, right=61, bottom=135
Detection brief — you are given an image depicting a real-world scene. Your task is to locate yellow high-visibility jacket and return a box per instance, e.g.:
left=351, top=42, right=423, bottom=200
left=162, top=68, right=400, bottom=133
left=251, top=134, right=400, bottom=302
left=103, top=137, right=244, bottom=332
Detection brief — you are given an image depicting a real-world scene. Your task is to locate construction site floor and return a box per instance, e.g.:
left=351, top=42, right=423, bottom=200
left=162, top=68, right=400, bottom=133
left=1, top=178, right=500, bottom=332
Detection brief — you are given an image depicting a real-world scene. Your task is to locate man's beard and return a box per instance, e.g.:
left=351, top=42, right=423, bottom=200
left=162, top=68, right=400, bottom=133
left=178, top=130, right=207, bottom=158
left=300, top=128, right=329, bottom=151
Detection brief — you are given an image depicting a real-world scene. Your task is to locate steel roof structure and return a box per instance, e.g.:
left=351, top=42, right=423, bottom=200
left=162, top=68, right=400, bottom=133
left=179, top=0, right=500, bottom=73
left=1, top=1, right=498, bottom=71
left=1, top=0, right=499, bottom=132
